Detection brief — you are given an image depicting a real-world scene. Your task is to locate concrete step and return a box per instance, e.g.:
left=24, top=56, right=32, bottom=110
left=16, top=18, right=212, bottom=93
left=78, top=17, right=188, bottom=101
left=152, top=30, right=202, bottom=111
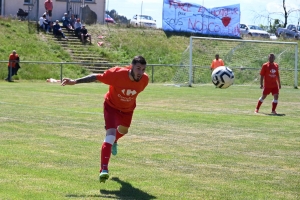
left=73, top=60, right=109, bottom=63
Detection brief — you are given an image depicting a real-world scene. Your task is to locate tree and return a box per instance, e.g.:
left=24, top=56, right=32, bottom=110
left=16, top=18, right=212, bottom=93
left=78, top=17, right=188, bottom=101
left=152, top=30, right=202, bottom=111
left=106, top=9, right=129, bottom=24
left=253, top=0, right=300, bottom=28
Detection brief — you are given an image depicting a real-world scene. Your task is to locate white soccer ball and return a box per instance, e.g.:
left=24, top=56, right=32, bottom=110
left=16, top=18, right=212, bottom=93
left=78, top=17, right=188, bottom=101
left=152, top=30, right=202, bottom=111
left=211, top=66, right=234, bottom=89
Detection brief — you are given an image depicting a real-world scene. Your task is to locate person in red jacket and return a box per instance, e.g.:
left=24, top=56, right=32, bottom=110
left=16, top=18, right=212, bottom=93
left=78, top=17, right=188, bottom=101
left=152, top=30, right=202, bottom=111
left=255, top=53, right=281, bottom=114
left=61, top=55, right=149, bottom=183
left=44, top=0, right=53, bottom=21
left=5, top=50, right=19, bottom=82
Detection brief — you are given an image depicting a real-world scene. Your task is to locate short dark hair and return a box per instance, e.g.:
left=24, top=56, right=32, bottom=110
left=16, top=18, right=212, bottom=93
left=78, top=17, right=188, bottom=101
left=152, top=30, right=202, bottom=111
left=131, top=55, right=147, bottom=65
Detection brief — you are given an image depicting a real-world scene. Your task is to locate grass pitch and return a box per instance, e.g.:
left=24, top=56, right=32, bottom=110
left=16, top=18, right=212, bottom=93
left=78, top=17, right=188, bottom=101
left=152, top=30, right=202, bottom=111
left=0, top=81, right=299, bottom=200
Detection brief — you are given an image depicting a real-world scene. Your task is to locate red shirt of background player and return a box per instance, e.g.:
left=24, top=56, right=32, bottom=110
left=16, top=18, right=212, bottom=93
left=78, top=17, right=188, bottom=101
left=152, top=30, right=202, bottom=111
left=260, top=61, right=280, bottom=89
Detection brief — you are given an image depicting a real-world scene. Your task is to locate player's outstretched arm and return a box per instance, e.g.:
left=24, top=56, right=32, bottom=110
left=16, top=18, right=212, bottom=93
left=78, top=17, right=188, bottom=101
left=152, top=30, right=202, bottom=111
left=61, top=78, right=76, bottom=86
left=61, top=74, right=98, bottom=86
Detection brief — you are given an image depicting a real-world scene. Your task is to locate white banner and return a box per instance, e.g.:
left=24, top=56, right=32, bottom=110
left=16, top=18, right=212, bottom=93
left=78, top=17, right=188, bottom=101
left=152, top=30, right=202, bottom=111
left=162, top=0, right=240, bottom=37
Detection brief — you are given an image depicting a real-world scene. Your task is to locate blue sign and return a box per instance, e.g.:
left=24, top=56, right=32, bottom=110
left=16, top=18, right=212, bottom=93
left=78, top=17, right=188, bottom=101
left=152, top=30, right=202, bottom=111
left=162, top=0, right=240, bottom=37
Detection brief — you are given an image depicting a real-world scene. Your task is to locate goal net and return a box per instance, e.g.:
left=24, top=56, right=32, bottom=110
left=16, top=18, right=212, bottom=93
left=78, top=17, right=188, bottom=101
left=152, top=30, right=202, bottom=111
left=174, top=37, right=298, bottom=88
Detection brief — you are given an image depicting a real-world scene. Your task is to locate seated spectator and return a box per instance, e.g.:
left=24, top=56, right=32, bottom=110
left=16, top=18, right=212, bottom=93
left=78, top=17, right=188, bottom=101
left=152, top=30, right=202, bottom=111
left=62, top=13, right=74, bottom=31
left=43, top=15, right=51, bottom=33
left=74, top=18, right=82, bottom=38
left=80, top=25, right=91, bottom=44
left=70, top=14, right=76, bottom=29
left=39, top=14, right=44, bottom=30
left=53, top=20, right=68, bottom=40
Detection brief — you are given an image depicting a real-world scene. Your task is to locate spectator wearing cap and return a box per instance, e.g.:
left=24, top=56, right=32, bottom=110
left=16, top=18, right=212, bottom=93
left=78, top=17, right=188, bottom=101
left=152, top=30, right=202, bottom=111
left=80, top=24, right=92, bottom=44
left=5, top=50, right=19, bottom=82
left=62, top=13, right=74, bottom=31
left=53, top=20, right=68, bottom=40
left=74, top=18, right=82, bottom=38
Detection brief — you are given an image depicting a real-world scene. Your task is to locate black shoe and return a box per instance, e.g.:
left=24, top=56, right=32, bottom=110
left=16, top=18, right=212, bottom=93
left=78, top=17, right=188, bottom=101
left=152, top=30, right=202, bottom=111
left=4, top=78, right=8, bottom=81
left=8, top=80, right=14, bottom=82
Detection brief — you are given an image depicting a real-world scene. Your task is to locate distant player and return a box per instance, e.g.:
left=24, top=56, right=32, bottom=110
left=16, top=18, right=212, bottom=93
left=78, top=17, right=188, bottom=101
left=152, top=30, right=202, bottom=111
left=255, top=53, right=281, bottom=114
left=61, top=56, right=149, bottom=183
left=211, top=54, right=224, bottom=72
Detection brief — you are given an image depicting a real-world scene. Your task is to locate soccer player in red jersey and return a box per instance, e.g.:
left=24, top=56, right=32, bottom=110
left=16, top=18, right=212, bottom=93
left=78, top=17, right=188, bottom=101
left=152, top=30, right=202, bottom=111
left=255, top=53, right=281, bottom=114
left=61, top=55, right=149, bottom=183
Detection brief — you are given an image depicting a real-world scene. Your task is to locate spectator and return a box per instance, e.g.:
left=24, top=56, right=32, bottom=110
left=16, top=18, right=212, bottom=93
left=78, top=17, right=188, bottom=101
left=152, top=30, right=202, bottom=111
left=43, top=14, right=51, bottom=33
left=5, top=50, right=19, bottom=82
left=80, top=25, right=91, bottom=44
left=44, top=0, right=53, bottom=21
left=211, top=54, right=225, bottom=72
left=62, top=13, right=74, bottom=31
left=74, top=18, right=82, bottom=38
left=53, top=20, right=68, bottom=40
left=39, top=14, right=45, bottom=30
left=70, top=14, right=76, bottom=29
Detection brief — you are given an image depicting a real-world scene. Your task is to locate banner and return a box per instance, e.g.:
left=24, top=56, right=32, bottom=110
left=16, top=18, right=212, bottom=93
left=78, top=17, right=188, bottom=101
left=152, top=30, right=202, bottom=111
left=162, top=0, right=240, bottom=37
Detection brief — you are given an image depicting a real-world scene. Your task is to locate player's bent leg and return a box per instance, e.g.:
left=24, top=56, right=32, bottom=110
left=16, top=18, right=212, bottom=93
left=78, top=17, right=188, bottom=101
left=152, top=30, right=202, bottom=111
left=112, top=126, right=129, bottom=156
left=111, top=142, right=118, bottom=156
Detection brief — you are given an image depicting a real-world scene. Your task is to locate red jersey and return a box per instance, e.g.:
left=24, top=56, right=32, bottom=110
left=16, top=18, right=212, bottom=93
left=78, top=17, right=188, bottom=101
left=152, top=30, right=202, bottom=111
left=211, top=59, right=224, bottom=70
left=96, top=66, right=149, bottom=112
left=260, top=62, right=279, bottom=89
left=8, top=53, right=19, bottom=68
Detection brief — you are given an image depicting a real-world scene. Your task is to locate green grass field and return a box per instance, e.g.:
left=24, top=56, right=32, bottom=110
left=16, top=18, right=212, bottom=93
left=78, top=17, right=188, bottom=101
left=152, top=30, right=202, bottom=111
left=0, top=81, right=299, bottom=200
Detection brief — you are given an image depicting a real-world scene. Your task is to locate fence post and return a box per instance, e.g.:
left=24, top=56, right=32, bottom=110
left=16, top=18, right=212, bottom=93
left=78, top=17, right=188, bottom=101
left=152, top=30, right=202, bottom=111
left=60, top=63, right=63, bottom=81
left=151, top=65, right=154, bottom=83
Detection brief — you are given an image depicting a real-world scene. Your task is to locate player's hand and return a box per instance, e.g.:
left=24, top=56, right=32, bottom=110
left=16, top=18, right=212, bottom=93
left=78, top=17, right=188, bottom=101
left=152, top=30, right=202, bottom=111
left=61, top=78, right=76, bottom=86
left=260, top=85, right=263, bottom=89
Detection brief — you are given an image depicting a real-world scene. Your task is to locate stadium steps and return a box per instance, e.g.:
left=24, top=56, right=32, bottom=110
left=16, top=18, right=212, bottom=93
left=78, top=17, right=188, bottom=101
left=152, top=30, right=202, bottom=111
left=43, top=25, right=109, bottom=74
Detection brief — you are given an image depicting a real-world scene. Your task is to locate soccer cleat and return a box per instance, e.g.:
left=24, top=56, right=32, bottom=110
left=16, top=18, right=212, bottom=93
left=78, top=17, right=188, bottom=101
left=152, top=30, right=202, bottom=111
left=254, top=109, right=259, bottom=113
left=271, top=111, right=277, bottom=115
left=99, top=170, right=109, bottom=183
left=111, top=142, right=118, bottom=156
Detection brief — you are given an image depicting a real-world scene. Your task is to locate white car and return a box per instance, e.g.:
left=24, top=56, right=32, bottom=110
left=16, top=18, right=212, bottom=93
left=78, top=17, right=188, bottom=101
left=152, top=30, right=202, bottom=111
left=130, top=14, right=157, bottom=28
left=240, top=24, right=270, bottom=38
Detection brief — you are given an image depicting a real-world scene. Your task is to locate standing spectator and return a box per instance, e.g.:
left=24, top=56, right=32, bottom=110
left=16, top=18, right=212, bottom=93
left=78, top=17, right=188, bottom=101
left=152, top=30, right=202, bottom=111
left=211, top=54, right=225, bottom=72
left=255, top=53, right=281, bottom=114
left=74, top=18, right=82, bottom=38
left=5, top=50, right=19, bottom=82
left=80, top=25, right=91, bottom=44
left=61, top=56, right=149, bottom=183
left=53, top=20, right=68, bottom=40
left=44, top=0, right=53, bottom=21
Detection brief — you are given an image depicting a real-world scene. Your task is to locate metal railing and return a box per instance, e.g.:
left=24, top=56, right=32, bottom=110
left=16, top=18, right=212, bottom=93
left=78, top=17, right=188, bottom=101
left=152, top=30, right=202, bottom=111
left=0, top=61, right=188, bottom=83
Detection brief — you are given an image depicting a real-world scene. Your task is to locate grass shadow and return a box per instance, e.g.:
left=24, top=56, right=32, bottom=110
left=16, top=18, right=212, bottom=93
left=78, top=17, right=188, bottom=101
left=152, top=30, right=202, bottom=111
left=99, top=177, right=156, bottom=199
left=66, top=177, right=156, bottom=199
left=261, top=112, right=286, bottom=116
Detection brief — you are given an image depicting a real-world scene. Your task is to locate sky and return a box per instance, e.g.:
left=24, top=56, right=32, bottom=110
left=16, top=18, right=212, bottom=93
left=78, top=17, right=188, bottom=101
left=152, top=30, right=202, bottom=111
left=106, top=0, right=300, bottom=28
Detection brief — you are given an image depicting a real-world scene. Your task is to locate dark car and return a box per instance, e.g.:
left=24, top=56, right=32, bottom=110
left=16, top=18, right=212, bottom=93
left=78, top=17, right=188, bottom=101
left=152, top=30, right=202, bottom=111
left=105, top=14, right=115, bottom=24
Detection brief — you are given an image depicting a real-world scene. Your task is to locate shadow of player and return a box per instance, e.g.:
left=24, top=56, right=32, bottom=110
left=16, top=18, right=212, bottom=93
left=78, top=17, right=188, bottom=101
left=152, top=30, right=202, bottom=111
left=100, top=177, right=157, bottom=200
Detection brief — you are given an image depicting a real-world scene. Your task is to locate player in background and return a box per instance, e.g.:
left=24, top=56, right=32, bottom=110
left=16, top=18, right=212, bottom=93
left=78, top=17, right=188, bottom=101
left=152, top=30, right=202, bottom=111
left=61, top=55, right=149, bottom=183
left=255, top=53, right=281, bottom=114
left=210, top=54, right=225, bottom=72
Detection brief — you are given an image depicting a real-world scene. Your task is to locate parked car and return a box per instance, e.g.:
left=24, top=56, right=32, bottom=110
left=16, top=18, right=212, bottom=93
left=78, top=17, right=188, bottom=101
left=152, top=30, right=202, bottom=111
left=105, top=14, right=115, bottom=24
left=269, top=33, right=278, bottom=40
left=240, top=24, right=270, bottom=38
left=130, top=14, right=157, bottom=28
left=275, top=24, right=300, bottom=39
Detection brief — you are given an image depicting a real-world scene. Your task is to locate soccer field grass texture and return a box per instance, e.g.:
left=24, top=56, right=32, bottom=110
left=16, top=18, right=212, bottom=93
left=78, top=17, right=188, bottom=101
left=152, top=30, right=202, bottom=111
left=0, top=82, right=299, bottom=200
